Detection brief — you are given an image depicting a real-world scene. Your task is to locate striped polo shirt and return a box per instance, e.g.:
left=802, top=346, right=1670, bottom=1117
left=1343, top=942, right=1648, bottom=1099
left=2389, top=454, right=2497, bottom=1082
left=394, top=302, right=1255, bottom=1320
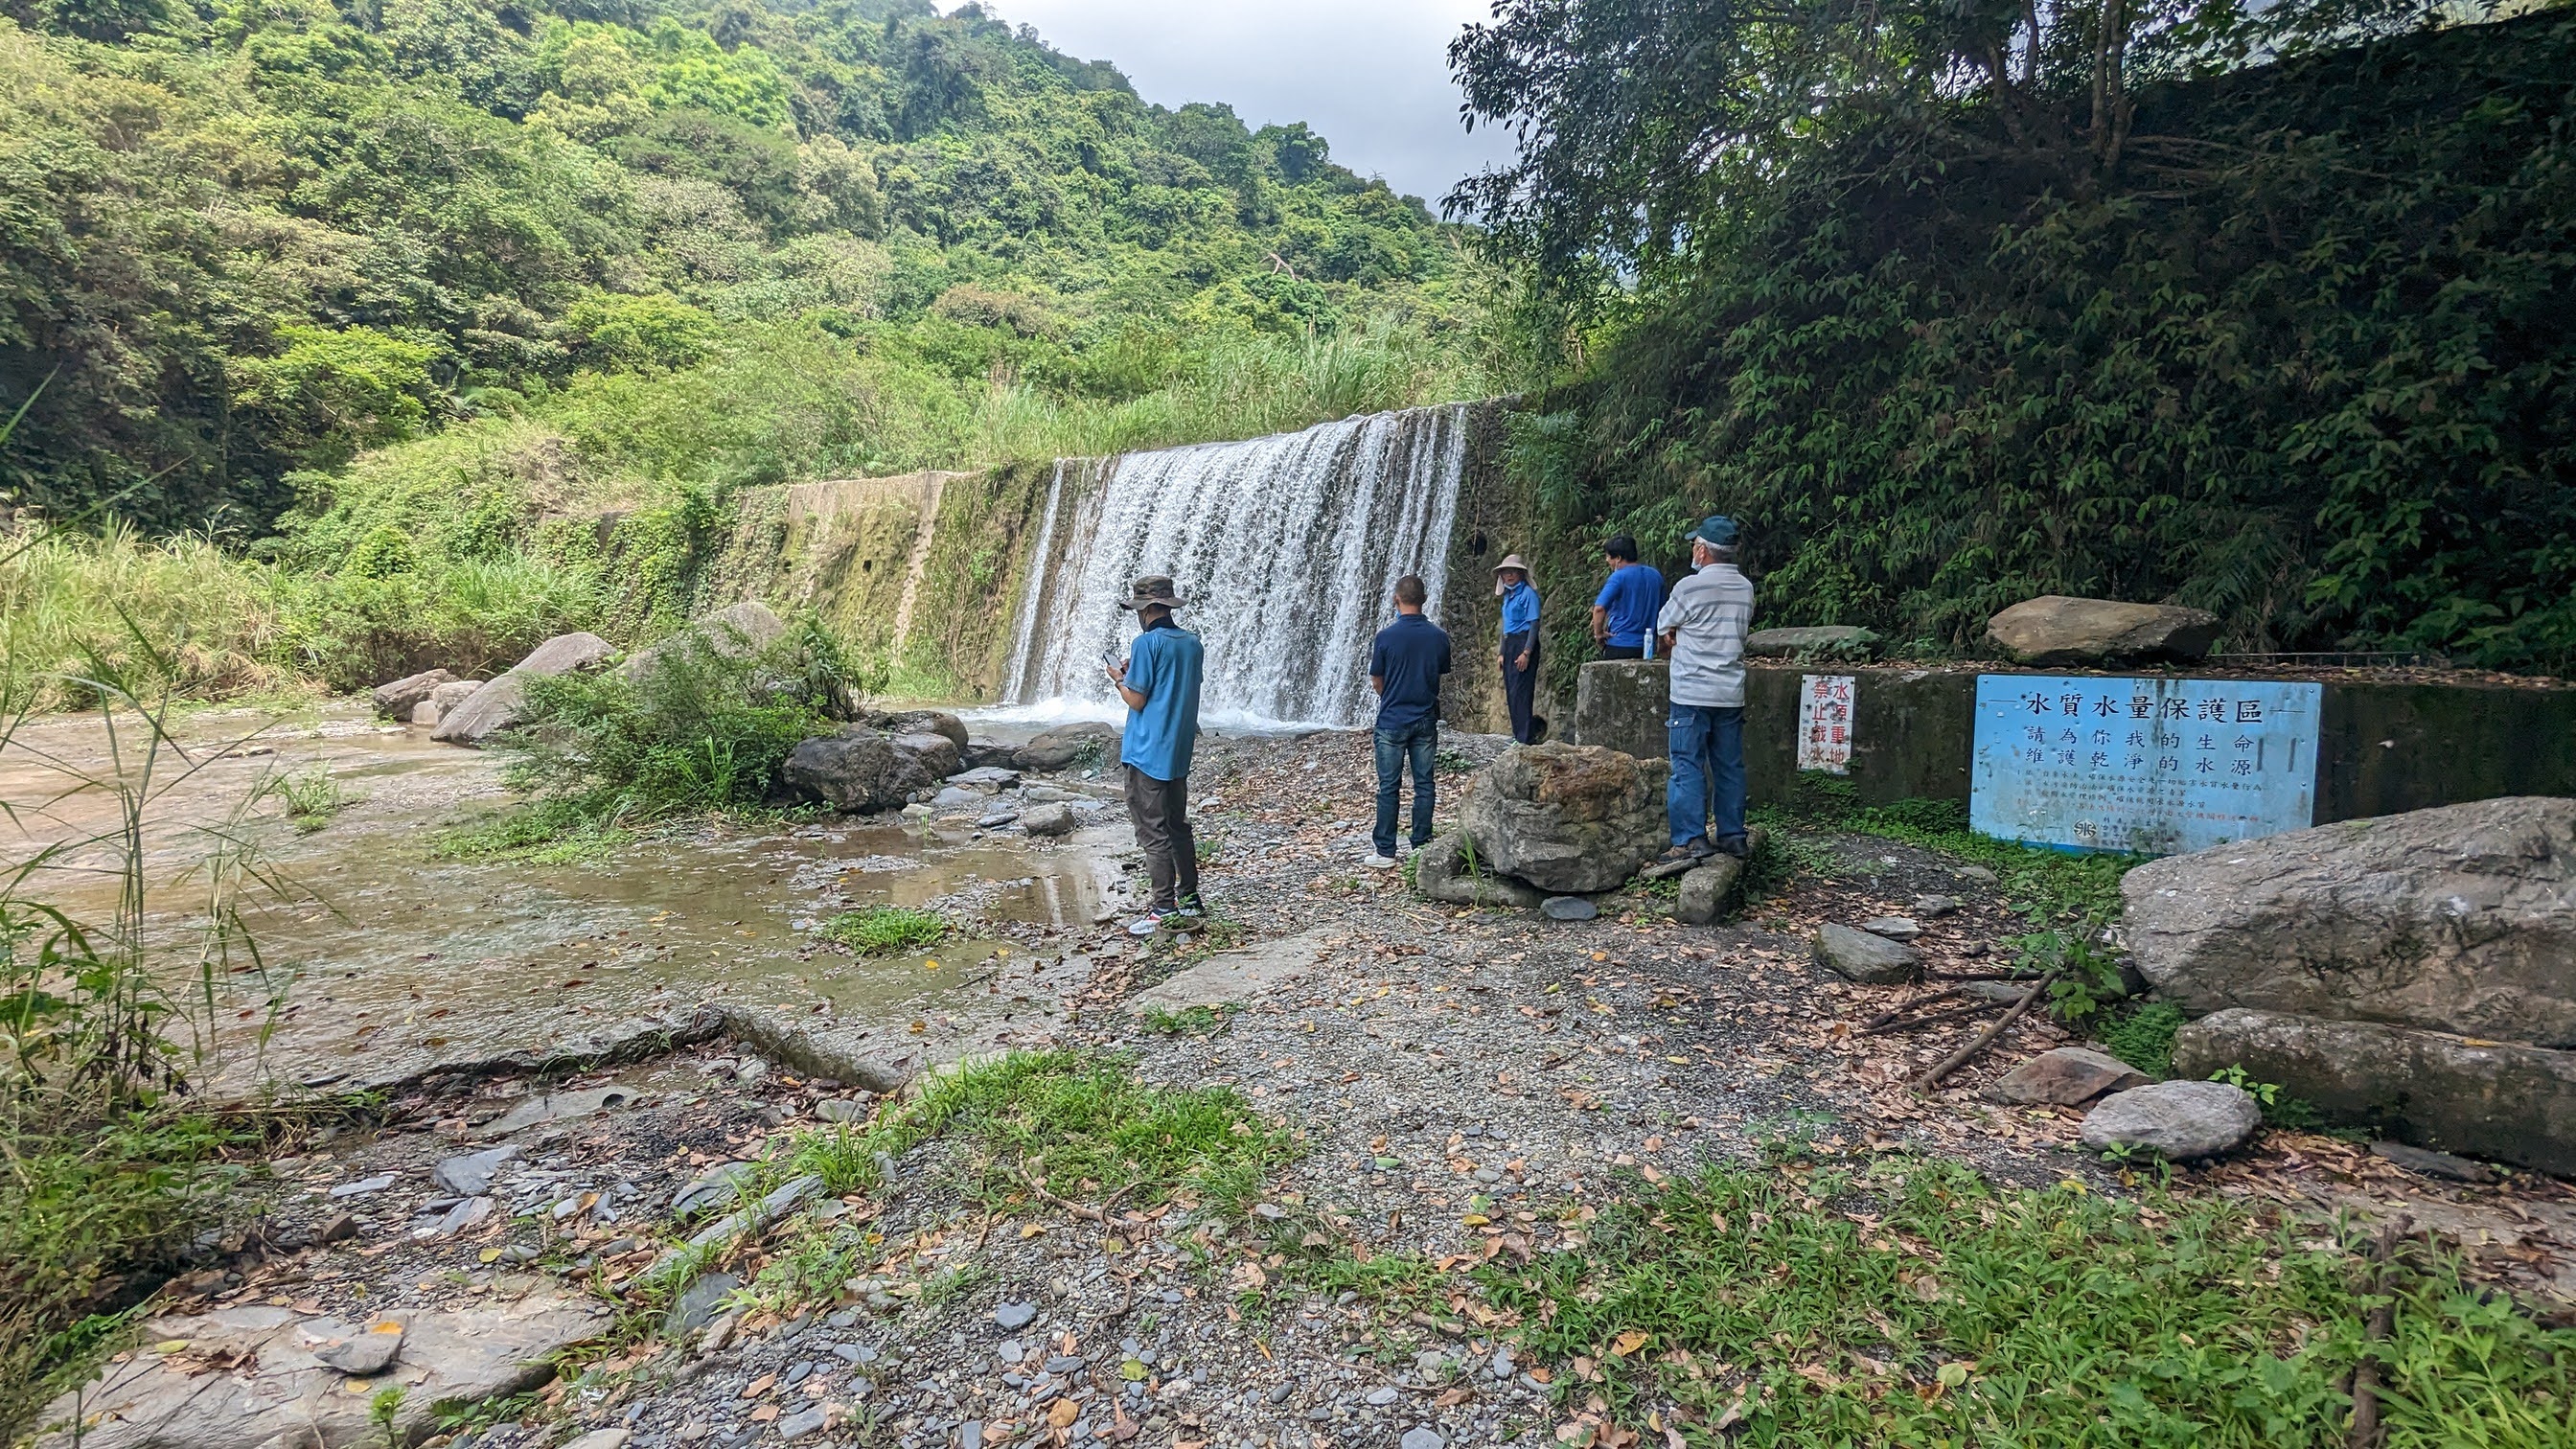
left=1655, top=562, right=1756, bottom=707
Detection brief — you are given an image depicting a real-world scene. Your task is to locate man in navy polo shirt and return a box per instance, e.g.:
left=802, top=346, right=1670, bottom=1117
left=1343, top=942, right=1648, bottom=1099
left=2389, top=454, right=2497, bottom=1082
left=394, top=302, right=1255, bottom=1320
left=1363, top=573, right=1452, bottom=868
left=1590, top=534, right=1664, bottom=660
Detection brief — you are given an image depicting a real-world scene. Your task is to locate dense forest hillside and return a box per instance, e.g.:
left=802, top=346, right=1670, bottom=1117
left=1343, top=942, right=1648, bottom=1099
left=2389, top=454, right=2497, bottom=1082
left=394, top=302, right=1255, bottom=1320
left=1460, top=3, right=2575, bottom=681
left=0, top=0, right=1481, bottom=535
left=0, top=0, right=1497, bottom=698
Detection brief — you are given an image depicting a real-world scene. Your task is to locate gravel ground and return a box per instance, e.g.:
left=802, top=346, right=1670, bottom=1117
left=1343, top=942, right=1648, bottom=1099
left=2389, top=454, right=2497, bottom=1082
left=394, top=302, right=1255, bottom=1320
left=130, top=728, right=2576, bottom=1449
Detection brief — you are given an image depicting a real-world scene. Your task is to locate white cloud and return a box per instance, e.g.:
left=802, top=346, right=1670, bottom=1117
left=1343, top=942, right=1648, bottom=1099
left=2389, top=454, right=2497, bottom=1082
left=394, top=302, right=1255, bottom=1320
left=954, top=0, right=1516, bottom=208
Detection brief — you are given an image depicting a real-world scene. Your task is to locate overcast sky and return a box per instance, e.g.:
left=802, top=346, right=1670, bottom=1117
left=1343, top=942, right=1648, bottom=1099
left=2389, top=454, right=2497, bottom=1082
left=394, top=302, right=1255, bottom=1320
left=956, top=0, right=1519, bottom=209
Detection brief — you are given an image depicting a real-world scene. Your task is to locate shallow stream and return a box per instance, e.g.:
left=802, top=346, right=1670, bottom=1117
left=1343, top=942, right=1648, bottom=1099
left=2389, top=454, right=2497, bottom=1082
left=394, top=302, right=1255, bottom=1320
left=0, top=704, right=1120, bottom=1093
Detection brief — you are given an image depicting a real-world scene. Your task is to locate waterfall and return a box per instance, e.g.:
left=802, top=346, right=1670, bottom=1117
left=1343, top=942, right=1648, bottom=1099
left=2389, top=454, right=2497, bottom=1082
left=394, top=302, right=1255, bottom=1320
left=1006, top=402, right=1471, bottom=728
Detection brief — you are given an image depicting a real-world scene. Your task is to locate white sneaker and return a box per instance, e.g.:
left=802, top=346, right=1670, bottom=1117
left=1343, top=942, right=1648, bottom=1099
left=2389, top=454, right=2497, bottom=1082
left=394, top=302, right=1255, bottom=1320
left=1362, top=853, right=1399, bottom=869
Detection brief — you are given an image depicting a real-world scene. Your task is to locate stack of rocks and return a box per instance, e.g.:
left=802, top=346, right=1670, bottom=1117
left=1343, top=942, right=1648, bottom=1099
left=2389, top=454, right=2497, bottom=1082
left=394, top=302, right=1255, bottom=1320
left=2128, top=795, right=2576, bottom=1174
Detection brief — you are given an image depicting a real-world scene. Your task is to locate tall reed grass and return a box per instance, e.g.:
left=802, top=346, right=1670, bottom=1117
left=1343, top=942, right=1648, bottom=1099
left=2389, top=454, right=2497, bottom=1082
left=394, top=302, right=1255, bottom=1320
left=0, top=528, right=295, bottom=711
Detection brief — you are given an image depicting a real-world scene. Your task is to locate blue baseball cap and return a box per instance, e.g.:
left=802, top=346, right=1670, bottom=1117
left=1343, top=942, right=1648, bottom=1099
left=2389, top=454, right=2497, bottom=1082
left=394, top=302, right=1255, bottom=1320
left=1689, top=515, right=1739, bottom=547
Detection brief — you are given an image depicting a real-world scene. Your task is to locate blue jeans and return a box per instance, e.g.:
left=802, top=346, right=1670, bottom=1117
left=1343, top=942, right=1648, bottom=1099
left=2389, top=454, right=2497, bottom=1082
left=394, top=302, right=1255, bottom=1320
left=1373, top=720, right=1438, bottom=857
left=1668, top=703, right=1747, bottom=849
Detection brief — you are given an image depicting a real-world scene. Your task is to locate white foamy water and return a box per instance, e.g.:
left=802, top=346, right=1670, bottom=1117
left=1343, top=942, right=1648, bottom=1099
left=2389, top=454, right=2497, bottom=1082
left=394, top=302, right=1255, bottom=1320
left=1004, top=402, right=1470, bottom=728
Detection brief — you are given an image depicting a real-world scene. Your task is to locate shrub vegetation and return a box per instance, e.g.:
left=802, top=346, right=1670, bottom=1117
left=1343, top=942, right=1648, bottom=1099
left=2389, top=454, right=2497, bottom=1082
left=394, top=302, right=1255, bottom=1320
left=1459, top=3, right=2576, bottom=682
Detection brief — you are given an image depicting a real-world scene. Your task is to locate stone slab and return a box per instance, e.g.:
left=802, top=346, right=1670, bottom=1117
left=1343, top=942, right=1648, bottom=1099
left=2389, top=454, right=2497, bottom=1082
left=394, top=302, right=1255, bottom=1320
left=41, top=1295, right=603, bottom=1449
left=2172, top=1006, right=2576, bottom=1175
left=1125, top=932, right=1334, bottom=1013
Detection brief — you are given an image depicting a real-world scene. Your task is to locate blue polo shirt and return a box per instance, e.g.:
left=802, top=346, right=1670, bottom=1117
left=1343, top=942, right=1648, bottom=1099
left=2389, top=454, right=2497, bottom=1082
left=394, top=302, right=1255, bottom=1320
left=1368, top=613, right=1453, bottom=733
left=1500, top=581, right=1540, bottom=638
left=1594, top=564, right=1666, bottom=649
left=1119, top=617, right=1203, bottom=783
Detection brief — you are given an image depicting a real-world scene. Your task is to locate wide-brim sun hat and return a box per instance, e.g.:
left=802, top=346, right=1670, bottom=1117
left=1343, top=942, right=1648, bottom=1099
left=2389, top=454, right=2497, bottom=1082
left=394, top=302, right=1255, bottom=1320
left=1491, top=553, right=1530, bottom=596
left=1117, top=574, right=1191, bottom=610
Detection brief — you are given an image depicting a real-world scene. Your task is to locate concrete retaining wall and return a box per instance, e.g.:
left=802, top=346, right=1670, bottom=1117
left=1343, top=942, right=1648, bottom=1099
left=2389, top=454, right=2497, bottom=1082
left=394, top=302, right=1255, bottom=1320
left=1568, top=658, right=2576, bottom=825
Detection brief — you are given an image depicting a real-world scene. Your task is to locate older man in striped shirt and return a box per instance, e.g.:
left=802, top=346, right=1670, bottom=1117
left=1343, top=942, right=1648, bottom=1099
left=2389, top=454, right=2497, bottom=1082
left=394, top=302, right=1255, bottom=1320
left=1655, top=516, right=1756, bottom=862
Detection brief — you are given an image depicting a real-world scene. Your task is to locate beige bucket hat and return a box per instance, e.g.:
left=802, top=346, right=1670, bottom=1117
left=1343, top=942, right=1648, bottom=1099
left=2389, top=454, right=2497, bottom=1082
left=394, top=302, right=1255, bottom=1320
left=1491, top=554, right=1531, bottom=596
left=1116, top=575, right=1190, bottom=610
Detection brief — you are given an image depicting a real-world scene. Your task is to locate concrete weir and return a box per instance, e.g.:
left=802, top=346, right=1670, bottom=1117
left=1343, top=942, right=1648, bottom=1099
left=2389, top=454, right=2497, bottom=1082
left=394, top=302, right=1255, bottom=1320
left=687, top=402, right=1521, bottom=732
left=1568, top=657, right=2576, bottom=830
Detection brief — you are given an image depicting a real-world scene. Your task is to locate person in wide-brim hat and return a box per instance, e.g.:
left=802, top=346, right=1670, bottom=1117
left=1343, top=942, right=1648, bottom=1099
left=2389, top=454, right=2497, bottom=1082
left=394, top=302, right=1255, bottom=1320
left=1492, top=553, right=1545, bottom=744
left=1106, top=572, right=1207, bottom=930
left=1116, top=575, right=1191, bottom=610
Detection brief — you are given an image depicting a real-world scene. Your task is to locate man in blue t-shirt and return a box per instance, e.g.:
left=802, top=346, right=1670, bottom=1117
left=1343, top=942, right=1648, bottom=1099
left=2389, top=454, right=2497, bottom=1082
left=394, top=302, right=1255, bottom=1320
left=1107, top=574, right=1205, bottom=921
left=1591, top=534, right=1665, bottom=660
left=1363, top=573, right=1453, bottom=868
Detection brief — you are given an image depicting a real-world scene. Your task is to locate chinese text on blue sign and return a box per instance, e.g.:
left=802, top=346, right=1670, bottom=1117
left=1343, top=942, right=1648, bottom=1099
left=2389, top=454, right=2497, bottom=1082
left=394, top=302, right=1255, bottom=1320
left=1969, top=676, right=2321, bottom=855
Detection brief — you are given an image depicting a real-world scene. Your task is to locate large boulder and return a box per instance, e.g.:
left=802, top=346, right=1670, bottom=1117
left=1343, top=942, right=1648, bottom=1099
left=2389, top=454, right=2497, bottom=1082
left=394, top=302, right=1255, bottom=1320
left=2173, top=1007, right=2576, bottom=1176
left=2077, top=1080, right=2263, bottom=1160
left=784, top=727, right=911, bottom=812
left=1568, top=659, right=1668, bottom=760
left=412, top=678, right=483, bottom=726
left=1745, top=626, right=1880, bottom=658
left=1411, top=834, right=1547, bottom=909
left=622, top=601, right=784, bottom=685
left=1984, top=595, right=2219, bottom=665
left=430, top=632, right=613, bottom=746
left=2124, top=797, right=2576, bottom=1046
left=371, top=667, right=455, bottom=721
left=869, top=708, right=969, bottom=753
left=890, top=731, right=962, bottom=783
left=1457, top=744, right=1668, bottom=894
left=1019, top=721, right=1120, bottom=771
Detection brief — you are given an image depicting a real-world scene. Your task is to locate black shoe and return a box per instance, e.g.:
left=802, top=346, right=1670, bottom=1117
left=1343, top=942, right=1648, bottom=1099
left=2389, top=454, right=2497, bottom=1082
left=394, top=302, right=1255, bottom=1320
left=1714, top=836, right=1751, bottom=860
left=1654, top=840, right=1714, bottom=865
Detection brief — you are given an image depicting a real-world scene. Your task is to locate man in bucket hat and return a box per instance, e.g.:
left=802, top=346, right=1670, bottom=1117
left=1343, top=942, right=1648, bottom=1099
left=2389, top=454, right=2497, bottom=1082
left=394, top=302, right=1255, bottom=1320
left=1493, top=554, right=1544, bottom=745
left=1655, top=517, right=1756, bottom=862
left=1107, top=575, right=1206, bottom=923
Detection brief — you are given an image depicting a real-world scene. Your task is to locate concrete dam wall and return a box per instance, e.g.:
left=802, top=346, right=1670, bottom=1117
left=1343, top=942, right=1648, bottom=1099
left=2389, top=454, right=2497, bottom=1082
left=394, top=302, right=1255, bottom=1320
left=691, top=400, right=1523, bottom=731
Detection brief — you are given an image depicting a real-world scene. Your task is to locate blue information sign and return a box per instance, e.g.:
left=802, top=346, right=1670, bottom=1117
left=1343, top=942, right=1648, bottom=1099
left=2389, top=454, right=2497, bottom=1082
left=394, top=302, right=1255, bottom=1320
left=1969, top=675, right=2322, bottom=855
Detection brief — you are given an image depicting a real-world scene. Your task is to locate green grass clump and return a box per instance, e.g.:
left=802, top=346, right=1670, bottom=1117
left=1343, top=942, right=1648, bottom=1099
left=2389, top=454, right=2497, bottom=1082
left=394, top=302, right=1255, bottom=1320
left=1762, top=782, right=2135, bottom=924
left=1139, top=1004, right=1234, bottom=1037
left=793, top=1050, right=1297, bottom=1220
left=2098, top=1000, right=2188, bottom=1078
left=263, top=765, right=344, bottom=833
left=1480, top=1157, right=2576, bottom=1447
left=816, top=907, right=947, bottom=955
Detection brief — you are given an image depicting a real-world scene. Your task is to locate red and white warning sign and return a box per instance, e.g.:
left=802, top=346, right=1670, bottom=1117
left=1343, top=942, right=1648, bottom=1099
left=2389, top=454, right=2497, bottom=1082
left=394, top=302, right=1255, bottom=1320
left=1798, top=674, right=1856, bottom=773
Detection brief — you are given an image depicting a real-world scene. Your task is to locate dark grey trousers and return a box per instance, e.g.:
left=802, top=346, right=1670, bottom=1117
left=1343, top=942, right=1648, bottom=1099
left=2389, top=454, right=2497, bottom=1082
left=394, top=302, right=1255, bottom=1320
left=1122, top=764, right=1200, bottom=912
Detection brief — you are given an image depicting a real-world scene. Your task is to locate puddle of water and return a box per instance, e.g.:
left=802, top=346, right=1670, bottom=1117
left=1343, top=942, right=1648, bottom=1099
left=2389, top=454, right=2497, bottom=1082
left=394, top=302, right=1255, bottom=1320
left=1, top=704, right=1113, bottom=1089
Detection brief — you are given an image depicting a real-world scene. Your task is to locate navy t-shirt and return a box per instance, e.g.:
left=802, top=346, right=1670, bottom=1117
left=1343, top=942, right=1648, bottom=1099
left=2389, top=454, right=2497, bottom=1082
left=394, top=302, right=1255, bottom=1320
left=1594, top=564, right=1667, bottom=649
left=1368, top=613, right=1453, bottom=732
